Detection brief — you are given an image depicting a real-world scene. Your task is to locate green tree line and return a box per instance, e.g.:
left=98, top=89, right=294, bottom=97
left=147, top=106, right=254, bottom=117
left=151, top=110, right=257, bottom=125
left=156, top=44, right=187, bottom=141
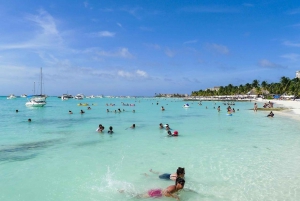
left=191, top=76, right=300, bottom=97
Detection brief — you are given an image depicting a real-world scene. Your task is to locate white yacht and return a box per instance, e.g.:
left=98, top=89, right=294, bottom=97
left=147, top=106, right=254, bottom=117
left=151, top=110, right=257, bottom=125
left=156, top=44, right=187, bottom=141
left=74, top=94, right=84, bottom=100
left=61, top=95, right=68, bottom=100
left=20, top=94, right=27, bottom=98
left=86, top=95, right=96, bottom=99
left=25, top=95, right=46, bottom=107
left=7, top=94, right=17, bottom=99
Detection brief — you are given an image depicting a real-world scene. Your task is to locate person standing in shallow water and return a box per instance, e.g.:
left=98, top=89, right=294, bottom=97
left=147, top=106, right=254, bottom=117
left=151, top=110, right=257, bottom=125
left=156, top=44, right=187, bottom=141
left=254, top=103, right=258, bottom=112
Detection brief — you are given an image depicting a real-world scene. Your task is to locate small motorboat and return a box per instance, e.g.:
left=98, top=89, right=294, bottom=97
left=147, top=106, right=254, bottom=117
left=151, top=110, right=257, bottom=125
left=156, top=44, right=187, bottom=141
left=183, top=103, right=190, bottom=108
left=7, top=94, right=17, bottom=99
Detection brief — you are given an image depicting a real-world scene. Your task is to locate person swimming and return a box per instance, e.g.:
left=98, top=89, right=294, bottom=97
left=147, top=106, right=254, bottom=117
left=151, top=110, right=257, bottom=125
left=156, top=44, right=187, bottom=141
left=149, top=167, right=185, bottom=181
left=96, top=124, right=104, bottom=132
left=120, top=177, right=185, bottom=199
left=108, top=126, right=114, bottom=134
left=168, top=130, right=179, bottom=136
left=159, top=123, right=164, bottom=129
left=267, top=111, right=274, bottom=117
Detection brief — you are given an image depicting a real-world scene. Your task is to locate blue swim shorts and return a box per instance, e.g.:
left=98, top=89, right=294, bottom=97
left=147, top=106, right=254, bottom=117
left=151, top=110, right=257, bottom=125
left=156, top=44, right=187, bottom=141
left=159, top=173, right=171, bottom=180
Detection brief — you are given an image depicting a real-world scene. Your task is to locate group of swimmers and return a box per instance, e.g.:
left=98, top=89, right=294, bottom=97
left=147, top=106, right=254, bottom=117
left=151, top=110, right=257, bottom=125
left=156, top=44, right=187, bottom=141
left=159, top=123, right=179, bottom=136
left=120, top=167, right=185, bottom=199
left=106, top=108, right=135, bottom=113
left=263, top=101, right=274, bottom=108
left=96, top=124, right=114, bottom=134
left=227, top=106, right=236, bottom=113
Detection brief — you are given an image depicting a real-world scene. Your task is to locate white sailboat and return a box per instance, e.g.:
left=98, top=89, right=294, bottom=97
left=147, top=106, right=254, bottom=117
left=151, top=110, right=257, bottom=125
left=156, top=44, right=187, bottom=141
left=25, top=68, right=47, bottom=107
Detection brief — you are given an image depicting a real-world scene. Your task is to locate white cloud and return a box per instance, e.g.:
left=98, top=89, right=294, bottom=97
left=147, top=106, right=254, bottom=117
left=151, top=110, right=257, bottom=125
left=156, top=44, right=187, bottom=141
left=165, top=48, right=175, bottom=57
left=207, top=43, right=229, bottom=54
left=183, top=40, right=198, bottom=45
left=118, top=70, right=132, bottom=78
left=281, top=53, right=300, bottom=61
left=258, top=59, right=286, bottom=69
left=243, top=3, right=254, bottom=7
left=84, top=1, right=89, bottom=8
left=136, top=70, right=148, bottom=77
left=95, top=31, right=116, bottom=37
left=283, top=40, right=300, bottom=47
left=97, top=48, right=133, bottom=58
left=26, top=9, right=59, bottom=36
left=117, top=69, right=148, bottom=79
left=117, top=23, right=122, bottom=28
left=181, top=5, right=239, bottom=13
left=287, top=8, right=300, bottom=15
left=0, top=9, right=62, bottom=51
left=140, top=26, right=153, bottom=31
left=145, top=43, right=161, bottom=50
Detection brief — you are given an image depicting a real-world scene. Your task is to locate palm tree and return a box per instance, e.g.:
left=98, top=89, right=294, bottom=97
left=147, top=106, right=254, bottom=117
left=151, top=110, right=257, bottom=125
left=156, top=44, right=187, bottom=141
left=261, top=81, right=268, bottom=90
left=252, top=79, right=260, bottom=88
left=280, top=76, right=291, bottom=94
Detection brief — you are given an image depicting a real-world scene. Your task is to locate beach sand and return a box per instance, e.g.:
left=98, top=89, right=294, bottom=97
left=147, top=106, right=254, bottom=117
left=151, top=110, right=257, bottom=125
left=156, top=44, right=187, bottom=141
left=256, top=99, right=300, bottom=121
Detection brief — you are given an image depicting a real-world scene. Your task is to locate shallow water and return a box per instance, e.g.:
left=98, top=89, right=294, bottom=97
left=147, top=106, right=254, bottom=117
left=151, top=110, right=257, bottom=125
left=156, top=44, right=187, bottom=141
left=0, top=97, right=300, bottom=201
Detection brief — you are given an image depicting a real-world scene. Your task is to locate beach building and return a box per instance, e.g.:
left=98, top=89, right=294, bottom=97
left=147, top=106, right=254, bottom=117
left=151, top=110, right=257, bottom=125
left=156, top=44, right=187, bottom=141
left=206, top=86, right=220, bottom=91
left=296, top=70, right=300, bottom=78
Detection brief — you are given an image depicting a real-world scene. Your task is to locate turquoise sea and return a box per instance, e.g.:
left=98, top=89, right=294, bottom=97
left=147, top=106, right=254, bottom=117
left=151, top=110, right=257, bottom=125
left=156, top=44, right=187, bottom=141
left=1, top=97, right=300, bottom=201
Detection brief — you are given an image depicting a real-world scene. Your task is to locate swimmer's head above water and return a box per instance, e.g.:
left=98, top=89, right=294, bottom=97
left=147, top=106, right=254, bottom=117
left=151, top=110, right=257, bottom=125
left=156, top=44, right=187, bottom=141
left=175, top=177, right=185, bottom=189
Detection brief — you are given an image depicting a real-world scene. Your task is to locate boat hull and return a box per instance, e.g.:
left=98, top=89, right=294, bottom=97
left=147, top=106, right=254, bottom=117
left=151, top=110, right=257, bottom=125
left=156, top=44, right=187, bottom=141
left=25, top=102, right=46, bottom=107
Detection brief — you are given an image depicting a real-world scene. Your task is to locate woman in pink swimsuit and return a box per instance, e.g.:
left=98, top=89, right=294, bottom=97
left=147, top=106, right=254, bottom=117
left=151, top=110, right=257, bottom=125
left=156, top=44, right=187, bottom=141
left=136, top=177, right=185, bottom=200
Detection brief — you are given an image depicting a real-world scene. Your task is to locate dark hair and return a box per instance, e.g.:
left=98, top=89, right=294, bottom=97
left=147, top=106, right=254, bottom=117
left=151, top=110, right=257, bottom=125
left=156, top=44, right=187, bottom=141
left=177, top=167, right=185, bottom=175
left=175, top=177, right=185, bottom=186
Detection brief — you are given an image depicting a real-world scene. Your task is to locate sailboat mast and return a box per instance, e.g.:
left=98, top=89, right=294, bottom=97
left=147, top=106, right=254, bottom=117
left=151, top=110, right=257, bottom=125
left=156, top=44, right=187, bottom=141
left=34, top=82, right=35, bottom=94
left=40, top=68, right=43, bottom=95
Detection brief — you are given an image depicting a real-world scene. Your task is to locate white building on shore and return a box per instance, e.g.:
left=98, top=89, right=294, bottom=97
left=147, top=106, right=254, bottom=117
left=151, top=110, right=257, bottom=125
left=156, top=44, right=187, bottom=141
left=296, top=70, right=300, bottom=78
left=206, top=86, right=220, bottom=91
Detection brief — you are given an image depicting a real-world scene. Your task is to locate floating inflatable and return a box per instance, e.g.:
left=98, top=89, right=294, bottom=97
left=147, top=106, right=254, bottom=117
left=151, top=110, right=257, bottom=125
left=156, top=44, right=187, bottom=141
left=168, top=130, right=179, bottom=136
left=77, top=103, right=89, bottom=106
left=227, top=113, right=232, bottom=116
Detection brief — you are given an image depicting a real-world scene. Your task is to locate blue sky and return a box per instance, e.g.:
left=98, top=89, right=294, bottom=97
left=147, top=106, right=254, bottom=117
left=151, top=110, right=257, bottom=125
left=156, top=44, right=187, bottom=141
left=0, top=0, right=300, bottom=96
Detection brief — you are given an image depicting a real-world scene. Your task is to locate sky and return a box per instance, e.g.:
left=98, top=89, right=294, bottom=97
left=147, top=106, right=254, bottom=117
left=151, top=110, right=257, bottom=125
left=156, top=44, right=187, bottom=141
left=0, top=0, right=300, bottom=96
